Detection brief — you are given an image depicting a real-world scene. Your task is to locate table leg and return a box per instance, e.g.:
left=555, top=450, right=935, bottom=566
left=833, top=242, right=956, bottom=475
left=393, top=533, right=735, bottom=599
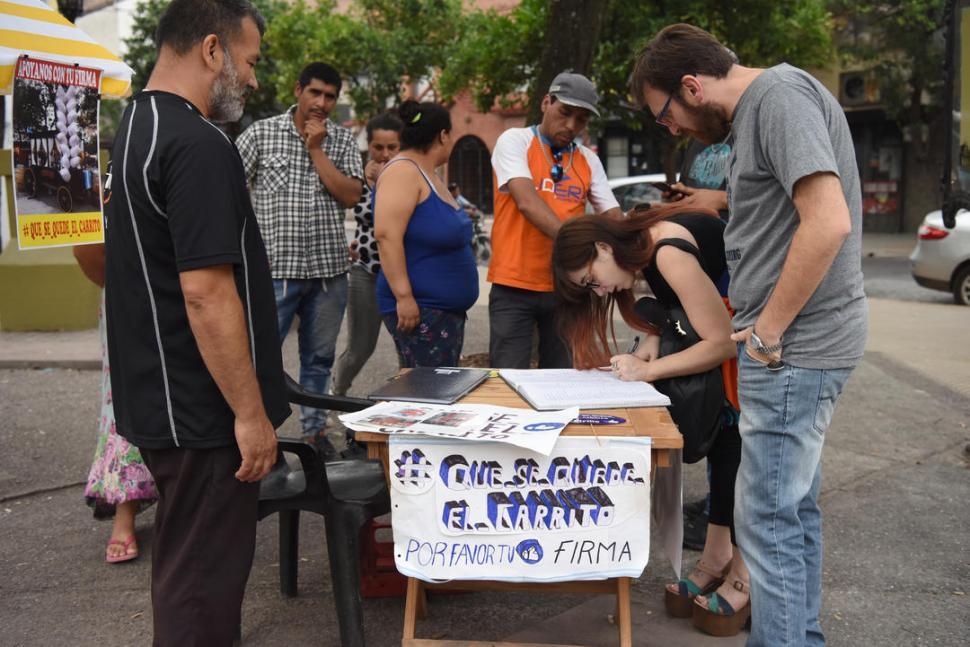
left=403, top=577, right=421, bottom=641
left=416, top=579, right=428, bottom=620
left=616, top=577, right=632, bottom=647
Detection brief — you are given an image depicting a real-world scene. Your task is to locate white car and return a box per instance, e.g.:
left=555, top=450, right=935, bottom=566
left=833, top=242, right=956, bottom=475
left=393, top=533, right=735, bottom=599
left=607, top=174, right=668, bottom=213
left=910, top=209, right=970, bottom=305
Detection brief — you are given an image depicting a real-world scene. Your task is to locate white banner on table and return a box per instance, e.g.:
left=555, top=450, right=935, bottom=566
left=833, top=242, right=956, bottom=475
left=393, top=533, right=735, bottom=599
left=340, top=401, right=578, bottom=455
left=389, top=436, right=652, bottom=583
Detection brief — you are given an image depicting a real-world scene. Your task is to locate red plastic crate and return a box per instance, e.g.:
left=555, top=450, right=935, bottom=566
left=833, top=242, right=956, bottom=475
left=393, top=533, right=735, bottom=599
left=359, top=519, right=408, bottom=598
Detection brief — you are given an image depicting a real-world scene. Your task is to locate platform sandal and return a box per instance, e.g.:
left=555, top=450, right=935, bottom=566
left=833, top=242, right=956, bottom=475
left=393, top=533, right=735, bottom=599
left=664, top=560, right=729, bottom=618
left=691, top=576, right=751, bottom=637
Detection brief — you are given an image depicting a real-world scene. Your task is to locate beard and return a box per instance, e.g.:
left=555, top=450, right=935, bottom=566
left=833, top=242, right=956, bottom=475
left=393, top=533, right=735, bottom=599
left=682, top=101, right=731, bottom=145
left=208, top=49, right=250, bottom=123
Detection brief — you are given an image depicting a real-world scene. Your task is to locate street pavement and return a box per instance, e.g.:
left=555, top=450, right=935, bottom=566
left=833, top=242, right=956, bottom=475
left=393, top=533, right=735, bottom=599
left=0, top=233, right=968, bottom=646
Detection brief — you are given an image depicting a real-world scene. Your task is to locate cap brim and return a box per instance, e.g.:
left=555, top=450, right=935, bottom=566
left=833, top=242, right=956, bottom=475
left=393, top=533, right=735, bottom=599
left=554, top=96, right=600, bottom=117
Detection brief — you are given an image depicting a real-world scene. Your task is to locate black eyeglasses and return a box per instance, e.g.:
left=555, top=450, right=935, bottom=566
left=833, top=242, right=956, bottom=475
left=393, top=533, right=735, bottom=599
left=655, top=94, right=674, bottom=126
left=580, top=259, right=600, bottom=291
left=550, top=149, right=564, bottom=183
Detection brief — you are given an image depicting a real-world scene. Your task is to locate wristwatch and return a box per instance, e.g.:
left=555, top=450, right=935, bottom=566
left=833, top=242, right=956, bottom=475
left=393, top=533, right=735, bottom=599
left=749, top=330, right=782, bottom=355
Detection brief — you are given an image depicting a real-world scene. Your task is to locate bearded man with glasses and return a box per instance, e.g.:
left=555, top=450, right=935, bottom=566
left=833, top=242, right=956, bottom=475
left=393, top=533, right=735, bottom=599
left=631, top=24, right=867, bottom=647
left=488, top=71, right=621, bottom=369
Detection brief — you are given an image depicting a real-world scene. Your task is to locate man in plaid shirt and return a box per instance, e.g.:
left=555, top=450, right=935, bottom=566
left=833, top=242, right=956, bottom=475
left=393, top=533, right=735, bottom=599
left=237, top=62, right=364, bottom=457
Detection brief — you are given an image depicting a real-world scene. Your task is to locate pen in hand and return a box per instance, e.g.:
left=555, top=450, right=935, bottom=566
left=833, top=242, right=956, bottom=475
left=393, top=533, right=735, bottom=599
left=597, top=336, right=642, bottom=371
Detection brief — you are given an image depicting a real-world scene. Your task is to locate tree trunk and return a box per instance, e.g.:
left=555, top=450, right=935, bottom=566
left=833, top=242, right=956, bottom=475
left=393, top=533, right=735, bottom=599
left=525, top=0, right=608, bottom=125
left=902, top=112, right=946, bottom=232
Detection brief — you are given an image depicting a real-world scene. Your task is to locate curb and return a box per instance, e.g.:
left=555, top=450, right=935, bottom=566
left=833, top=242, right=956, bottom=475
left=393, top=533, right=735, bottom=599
left=0, top=359, right=100, bottom=370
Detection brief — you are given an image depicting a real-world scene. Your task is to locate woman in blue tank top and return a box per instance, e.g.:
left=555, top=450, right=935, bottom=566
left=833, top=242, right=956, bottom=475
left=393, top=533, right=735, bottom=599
left=374, top=101, right=479, bottom=367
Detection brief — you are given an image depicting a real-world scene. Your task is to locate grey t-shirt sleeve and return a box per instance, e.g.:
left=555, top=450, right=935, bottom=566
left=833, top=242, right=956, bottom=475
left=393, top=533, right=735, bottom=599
left=758, top=85, right=841, bottom=198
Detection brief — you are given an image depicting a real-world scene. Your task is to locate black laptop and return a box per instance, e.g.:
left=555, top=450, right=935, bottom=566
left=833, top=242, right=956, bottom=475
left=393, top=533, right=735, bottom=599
left=368, top=367, right=490, bottom=405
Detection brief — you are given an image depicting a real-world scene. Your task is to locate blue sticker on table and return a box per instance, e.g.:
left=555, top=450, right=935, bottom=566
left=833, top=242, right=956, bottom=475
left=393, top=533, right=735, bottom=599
left=523, top=422, right=566, bottom=432
left=573, top=413, right=626, bottom=425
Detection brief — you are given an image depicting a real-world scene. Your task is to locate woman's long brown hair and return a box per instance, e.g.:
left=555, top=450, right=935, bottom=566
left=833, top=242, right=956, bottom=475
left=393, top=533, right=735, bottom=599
left=552, top=203, right=719, bottom=369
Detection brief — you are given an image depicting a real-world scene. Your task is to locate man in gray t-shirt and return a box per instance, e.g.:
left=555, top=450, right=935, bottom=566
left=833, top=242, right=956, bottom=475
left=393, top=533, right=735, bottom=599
left=631, top=24, right=866, bottom=646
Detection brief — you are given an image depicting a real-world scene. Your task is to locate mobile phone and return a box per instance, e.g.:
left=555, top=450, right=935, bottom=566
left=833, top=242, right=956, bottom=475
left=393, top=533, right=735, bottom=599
left=650, top=181, right=675, bottom=193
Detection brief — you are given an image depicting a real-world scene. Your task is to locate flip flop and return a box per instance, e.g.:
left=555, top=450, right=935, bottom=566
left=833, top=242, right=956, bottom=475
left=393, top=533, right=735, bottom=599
left=105, top=535, right=138, bottom=563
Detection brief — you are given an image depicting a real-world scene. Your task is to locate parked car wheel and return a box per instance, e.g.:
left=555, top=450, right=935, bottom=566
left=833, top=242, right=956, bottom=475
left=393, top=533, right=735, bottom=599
left=953, top=265, right=970, bottom=305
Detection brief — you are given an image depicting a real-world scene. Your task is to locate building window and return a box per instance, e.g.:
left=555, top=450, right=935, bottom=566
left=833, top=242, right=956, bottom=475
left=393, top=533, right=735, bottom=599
left=604, top=136, right=628, bottom=178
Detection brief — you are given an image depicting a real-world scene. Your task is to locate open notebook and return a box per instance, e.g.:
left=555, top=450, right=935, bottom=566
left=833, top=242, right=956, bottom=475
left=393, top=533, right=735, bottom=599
left=499, top=368, right=671, bottom=411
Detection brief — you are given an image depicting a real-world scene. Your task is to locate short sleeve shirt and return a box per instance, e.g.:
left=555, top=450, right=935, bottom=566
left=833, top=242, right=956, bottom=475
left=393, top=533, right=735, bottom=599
left=726, top=65, right=867, bottom=369
left=351, top=185, right=381, bottom=274
left=236, top=107, right=364, bottom=279
left=488, top=126, right=619, bottom=292
left=680, top=139, right=732, bottom=192
left=104, top=91, right=290, bottom=449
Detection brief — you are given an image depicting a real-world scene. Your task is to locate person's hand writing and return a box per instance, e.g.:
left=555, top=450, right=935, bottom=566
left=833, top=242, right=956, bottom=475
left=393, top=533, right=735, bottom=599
left=396, top=295, right=421, bottom=333
left=304, top=119, right=327, bottom=150
left=234, top=413, right=277, bottom=482
left=609, top=353, right=655, bottom=382
left=633, top=334, right=661, bottom=363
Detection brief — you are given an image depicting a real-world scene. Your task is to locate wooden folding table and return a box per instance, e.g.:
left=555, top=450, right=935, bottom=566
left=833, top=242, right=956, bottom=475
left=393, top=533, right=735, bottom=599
left=355, top=375, right=682, bottom=647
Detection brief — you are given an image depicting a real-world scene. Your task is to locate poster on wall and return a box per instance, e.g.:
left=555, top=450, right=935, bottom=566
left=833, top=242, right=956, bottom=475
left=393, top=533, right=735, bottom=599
left=11, top=57, right=103, bottom=250
left=390, top=436, right=653, bottom=583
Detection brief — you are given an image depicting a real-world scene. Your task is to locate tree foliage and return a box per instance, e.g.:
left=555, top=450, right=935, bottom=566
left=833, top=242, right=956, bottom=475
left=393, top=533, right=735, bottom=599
left=264, top=0, right=464, bottom=119
left=115, top=0, right=837, bottom=132
left=829, top=0, right=948, bottom=128
left=443, top=0, right=835, bottom=127
left=437, top=0, right=546, bottom=113
left=122, top=0, right=285, bottom=124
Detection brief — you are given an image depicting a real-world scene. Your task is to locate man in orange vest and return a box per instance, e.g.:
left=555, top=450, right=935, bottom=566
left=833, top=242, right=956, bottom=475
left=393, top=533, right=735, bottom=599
left=488, top=72, right=621, bottom=368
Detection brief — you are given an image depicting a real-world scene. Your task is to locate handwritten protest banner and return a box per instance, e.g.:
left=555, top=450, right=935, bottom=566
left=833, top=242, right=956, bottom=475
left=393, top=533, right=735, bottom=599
left=390, top=436, right=652, bottom=583
left=11, top=57, right=104, bottom=249
left=341, top=401, right=578, bottom=455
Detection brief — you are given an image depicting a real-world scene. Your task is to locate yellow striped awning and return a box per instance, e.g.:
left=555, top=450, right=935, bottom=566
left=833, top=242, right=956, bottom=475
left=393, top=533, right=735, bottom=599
left=0, top=0, right=133, bottom=98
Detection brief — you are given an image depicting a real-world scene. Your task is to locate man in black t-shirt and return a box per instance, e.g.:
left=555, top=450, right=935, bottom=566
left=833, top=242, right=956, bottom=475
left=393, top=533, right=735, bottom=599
left=103, top=2, right=289, bottom=643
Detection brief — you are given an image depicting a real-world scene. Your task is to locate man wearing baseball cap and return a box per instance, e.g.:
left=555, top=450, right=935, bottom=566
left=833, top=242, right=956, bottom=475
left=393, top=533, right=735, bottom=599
left=488, top=71, right=621, bottom=369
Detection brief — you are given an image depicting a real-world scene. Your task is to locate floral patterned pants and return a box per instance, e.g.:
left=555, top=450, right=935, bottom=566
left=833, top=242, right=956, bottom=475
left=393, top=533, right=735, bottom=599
left=382, top=307, right=466, bottom=368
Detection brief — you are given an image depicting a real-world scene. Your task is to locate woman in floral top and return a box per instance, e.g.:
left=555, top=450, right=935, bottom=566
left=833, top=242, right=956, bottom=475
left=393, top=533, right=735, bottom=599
left=75, top=244, right=157, bottom=563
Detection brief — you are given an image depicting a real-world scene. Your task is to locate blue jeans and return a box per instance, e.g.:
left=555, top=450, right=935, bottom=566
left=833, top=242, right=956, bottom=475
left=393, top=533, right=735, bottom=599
left=274, top=276, right=348, bottom=437
left=734, top=347, right=853, bottom=647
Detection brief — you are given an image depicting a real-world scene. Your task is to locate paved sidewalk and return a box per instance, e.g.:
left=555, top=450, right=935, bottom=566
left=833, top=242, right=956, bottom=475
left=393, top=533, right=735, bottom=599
left=1, top=231, right=967, bottom=646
